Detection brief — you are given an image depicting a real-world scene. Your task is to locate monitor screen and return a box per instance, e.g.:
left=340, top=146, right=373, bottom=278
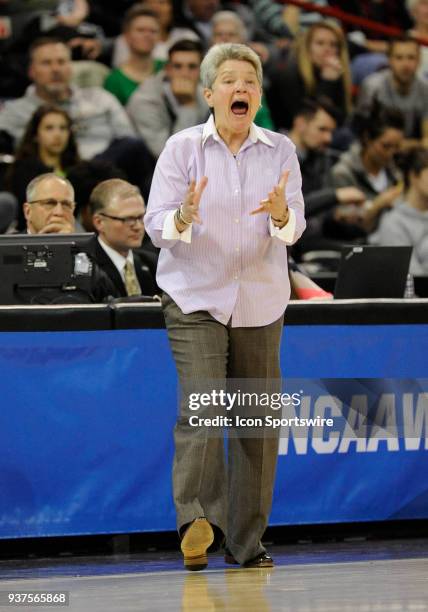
left=334, top=245, right=412, bottom=299
left=0, top=233, right=97, bottom=305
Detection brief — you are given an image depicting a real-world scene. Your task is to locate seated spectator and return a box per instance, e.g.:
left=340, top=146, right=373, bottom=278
left=371, top=146, right=428, bottom=276
left=67, top=158, right=158, bottom=281
left=328, top=102, right=405, bottom=240
left=5, top=104, right=80, bottom=230
left=0, top=36, right=156, bottom=199
left=268, top=20, right=352, bottom=133
left=127, top=39, right=208, bottom=158
left=104, top=6, right=165, bottom=106
left=356, top=37, right=428, bottom=145
left=407, top=0, right=428, bottom=83
left=0, top=37, right=135, bottom=157
left=21, top=172, right=118, bottom=302
left=23, top=173, right=77, bottom=235
left=112, top=0, right=200, bottom=65
left=288, top=97, right=365, bottom=254
left=210, top=11, right=274, bottom=129
left=90, top=178, right=157, bottom=296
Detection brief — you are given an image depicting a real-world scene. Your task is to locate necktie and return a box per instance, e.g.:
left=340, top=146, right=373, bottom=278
left=124, top=260, right=141, bottom=296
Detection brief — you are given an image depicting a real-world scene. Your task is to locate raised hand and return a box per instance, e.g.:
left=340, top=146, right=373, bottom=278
left=180, top=176, right=208, bottom=225
left=251, top=170, right=290, bottom=226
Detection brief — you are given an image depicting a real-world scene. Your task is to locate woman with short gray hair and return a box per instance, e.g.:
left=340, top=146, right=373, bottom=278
left=200, top=42, right=263, bottom=90
left=145, top=42, right=306, bottom=572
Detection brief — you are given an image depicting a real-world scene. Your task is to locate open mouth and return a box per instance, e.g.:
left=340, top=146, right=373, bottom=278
left=231, top=101, right=249, bottom=116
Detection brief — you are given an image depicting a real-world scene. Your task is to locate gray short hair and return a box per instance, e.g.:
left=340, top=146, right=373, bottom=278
left=26, top=173, right=74, bottom=202
left=89, top=178, right=143, bottom=214
left=200, top=43, right=262, bottom=89
left=211, top=11, right=248, bottom=42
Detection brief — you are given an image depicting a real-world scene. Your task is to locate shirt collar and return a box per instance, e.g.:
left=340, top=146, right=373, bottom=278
left=202, top=114, right=274, bottom=148
left=98, top=237, right=134, bottom=276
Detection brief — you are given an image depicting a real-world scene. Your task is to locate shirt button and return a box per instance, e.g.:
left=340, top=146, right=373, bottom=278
left=235, top=247, right=239, bottom=252
left=234, top=189, right=239, bottom=194
left=234, top=275, right=239, bottom=280
left=235, top=218, right=239, bottom=223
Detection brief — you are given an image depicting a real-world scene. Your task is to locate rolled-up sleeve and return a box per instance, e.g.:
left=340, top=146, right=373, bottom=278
left=145, top=137, right=192, bottom=249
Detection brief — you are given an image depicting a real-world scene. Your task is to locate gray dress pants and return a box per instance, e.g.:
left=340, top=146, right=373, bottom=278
left=162, top=293, right=283, bottom=564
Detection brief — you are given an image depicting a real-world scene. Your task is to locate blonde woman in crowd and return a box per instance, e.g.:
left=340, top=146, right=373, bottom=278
left=268, top=20, right=352, bottom=133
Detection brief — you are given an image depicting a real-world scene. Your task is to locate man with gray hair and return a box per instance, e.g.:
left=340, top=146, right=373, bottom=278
left=24, top=173, right=76, bottom=235
left=21, top=172, right=119, bottom=303
left=90, top=178, right=157, bottom=297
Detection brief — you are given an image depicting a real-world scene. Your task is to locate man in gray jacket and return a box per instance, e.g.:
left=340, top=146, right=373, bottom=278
left=357, top=38, right=428, bottom=145
left=127, top=39, right=209, bottom=158
left=0, top=36, right=135, bottom=159
left=0, top=36, right=157, bottom=199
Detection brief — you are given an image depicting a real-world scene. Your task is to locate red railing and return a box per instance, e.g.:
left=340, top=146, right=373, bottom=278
left=281, top=0, right=428, bottom=45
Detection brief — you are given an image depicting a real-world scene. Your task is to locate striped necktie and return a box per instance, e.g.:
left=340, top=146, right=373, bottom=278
left=124, top=260, right=141, bottom=296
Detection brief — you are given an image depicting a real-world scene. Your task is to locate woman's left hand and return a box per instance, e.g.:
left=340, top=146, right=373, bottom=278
left=251, top=170, right=290, bottom=227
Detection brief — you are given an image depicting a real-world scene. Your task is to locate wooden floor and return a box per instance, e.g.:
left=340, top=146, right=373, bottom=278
left=0, top=538, right=427, bottom=611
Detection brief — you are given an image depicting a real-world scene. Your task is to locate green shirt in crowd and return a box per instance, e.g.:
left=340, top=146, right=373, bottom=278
left=254, top=94, right=274, bottom=130
left=104, top=60, right=166, bottom=105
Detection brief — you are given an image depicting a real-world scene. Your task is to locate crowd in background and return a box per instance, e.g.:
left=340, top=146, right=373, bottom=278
left=0, top=0, right=428, bottom=293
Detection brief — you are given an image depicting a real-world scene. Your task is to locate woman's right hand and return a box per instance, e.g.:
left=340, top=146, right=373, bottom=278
left=175, top=177, right=208, bottom=232
left=320, top=55, right=343, bottom=80
left=181, top=177, right=208, bottom=224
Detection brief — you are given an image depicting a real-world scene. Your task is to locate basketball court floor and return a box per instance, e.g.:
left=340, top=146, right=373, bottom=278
left=0, top=538, right=427, bottom=611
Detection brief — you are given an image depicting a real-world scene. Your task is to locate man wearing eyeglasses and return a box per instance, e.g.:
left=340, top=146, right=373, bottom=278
left=22, top=173, right=119, bottom=304
left=127, top=39, right=209, bottom=158
left=24, top=174, right=77, bottom=235
left=90, top=179, right=157, bottom=297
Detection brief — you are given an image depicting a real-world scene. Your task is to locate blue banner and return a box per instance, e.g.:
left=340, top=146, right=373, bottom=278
left=0, top=325, right=427, bottom=538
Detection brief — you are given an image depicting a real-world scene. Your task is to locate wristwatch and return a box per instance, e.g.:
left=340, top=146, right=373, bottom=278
left=176, top=205, right=192, bottom=225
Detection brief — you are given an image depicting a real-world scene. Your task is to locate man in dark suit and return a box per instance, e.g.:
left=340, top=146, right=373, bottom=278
left=90, top=178, right=157, bottom=296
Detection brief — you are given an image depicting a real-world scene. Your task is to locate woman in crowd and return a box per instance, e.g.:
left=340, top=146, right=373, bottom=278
left=327, top=102, right=405, bottom=240
left=268, top=20, right=352, bottom=132
left=371, top=147, right=428, bottom=275
left=6, top=105, right=79, bottom=230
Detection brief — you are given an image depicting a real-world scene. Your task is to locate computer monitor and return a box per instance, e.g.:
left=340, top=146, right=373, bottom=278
left=0, top=233, right=96, bottom=305
left=334, top=245, right=413, bottom=299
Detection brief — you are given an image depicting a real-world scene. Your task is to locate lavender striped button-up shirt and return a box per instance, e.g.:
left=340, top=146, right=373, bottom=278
left=145, top=115, right=306, bottom=327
